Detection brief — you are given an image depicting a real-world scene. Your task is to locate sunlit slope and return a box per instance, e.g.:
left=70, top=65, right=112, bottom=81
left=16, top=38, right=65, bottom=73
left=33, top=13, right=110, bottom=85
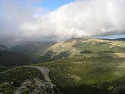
left=40, top=38, right=125, bottom=61
left=37, top=54, right=125, bottom=94
left=37, top=38, right=125, bottom=94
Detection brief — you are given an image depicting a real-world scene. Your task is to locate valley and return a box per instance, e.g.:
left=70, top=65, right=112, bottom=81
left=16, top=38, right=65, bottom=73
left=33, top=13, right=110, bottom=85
left=1, top=38, right=125, bottom=94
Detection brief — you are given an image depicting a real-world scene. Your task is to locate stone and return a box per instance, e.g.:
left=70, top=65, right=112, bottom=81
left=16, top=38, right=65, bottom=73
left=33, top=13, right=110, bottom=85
left=13, top=78, right=63, bottom=94
left=111, top=85, right=125, bottom=94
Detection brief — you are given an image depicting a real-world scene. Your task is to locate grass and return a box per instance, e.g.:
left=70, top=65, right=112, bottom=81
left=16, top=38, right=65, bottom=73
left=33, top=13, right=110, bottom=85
left=0, top=67, right=44, bottom=84
left=0, top=66, right=12, bottom=73
left=1, top=38, right=125, bottom=94
left=11, top=41, right=56, bottom=58
left=0, top=50, right=36, bottom=66
left=0, top=67, right=44, bottom=94
left=36, top=53, right=125, bottom=94
left=0, top=83, right=16, bottom=94
left=40, top=38, right=125, bottom=62
left=75, top=40, right=125, bottom=53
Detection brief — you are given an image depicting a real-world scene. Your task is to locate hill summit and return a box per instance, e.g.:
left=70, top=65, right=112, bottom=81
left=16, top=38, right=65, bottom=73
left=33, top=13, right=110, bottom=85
left=40, top=38, right=125, bottom=61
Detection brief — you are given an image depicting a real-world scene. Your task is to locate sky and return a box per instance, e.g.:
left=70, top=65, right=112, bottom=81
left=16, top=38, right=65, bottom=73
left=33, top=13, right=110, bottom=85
left=0, top=0, right=125, bottom=47
left=40, top=0, right=75, bottom=10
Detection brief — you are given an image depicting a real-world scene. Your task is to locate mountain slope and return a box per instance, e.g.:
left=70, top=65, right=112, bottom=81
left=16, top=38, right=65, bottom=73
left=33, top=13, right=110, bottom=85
left=40, top=38, right=125, bottom=61
left=0, top=50, right=36, bottom=66
left=11, top=41, right=56, bottom=58
left=36, top=38, right=125, bottom=94
left=0, top=67, right=43, bottom=93
left=1, top=38, right=125, bottom=94
left=0, top=44, right=36, bottom=66
left=38, top=54, right=125, bottom=94
left=0, top=44, right=8, bottom=50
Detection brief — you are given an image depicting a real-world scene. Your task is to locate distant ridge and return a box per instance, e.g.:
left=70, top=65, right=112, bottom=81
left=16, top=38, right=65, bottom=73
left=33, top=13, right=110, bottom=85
left=114, top=38, right=125, bottom=41
left=39, top=38, right=125, bottom=61
left=0, top=44, right=36, bottom=66
left=0, top=44, right=8, bottom=50
left=11, top=41, right=56, bottom=58
left=0, top=50, right=36, bottom=66
left=97, top=38, right=125, bottom=41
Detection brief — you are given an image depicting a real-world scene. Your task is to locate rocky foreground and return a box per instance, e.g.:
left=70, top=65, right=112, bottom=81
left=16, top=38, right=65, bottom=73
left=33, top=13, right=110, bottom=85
left=13, top=78, right=63, bottom=94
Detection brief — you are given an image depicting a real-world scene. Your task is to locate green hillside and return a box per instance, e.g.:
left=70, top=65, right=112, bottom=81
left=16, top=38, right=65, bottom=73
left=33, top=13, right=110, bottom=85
left=1, top=38, right=125, bottom=94
left=0, top=44, right=36, bottom=67
left=11, top=41, right=56, bottom=58
left=36, top=38, right=125, bottom=94
left=37, top=54, right=125, bottom=94
left=40, top=38, right=125, bottom=61
left=0, top=67, right=43, bottom=94
left=0, top=50, right=36, bottom=66
left=0, top=44, right=9, bottom=50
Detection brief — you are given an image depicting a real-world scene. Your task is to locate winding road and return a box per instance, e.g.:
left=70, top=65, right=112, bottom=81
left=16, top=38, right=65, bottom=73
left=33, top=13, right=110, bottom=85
left=0, top=65, right=55, bottom=90
left=22, top=66, right=55, bottom=88
left=0, top=66, right=52, bottom=83
left=24, top=66, right=52, bottom=82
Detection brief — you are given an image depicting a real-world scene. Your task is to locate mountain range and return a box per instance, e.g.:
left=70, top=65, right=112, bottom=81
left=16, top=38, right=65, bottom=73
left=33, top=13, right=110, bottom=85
left=1, top=38, right=125, bottom=94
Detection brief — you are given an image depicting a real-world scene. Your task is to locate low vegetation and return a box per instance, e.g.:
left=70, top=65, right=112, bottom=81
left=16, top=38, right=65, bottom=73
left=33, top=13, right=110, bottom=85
left=36, top=53, right=125, bottom=94
left=11, top=41, right=56, bottom=58
left=41, top=38, right=125, bottom=61
left=0, top=44, right=8, bottom=50
left=1, top=38, right=125, bottom=94
left=0, top=66, right=12, bottom=73
left=0, top=50, right=36, bottom=66
left=0, top=67, right=44, bottom=83
left=0, top=67, right=44, bottom=94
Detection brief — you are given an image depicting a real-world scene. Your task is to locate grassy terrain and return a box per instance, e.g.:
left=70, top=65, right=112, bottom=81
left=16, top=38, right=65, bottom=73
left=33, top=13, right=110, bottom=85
left=0, top=44, right=8, bottom=50
left=1, top=38, right=125, bottom=94
left=0, top=50, right=36, bottom=66
left=0, top=67, right=44, bottom=94
left=0, top=67, right=44, bottom=83
left=11, top=41, right=56, bottom=58
left=74, top=39, right=125, bottom=53
left=0, top=66, right=12, bottom=73
left=36, top=53, right=125, bottom=94
left=36, top=39, right=125, bottom=94
left=41, top=38, right=125, bottom=61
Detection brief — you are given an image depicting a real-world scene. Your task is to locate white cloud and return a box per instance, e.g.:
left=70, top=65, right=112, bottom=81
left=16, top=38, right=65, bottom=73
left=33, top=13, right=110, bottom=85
left=21, top=0, right=125, bottom=40
left=1, top=0, right=125, bottom=46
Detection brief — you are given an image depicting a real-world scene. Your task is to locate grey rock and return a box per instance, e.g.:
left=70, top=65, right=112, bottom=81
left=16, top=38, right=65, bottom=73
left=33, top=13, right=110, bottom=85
left=111, top=85, right=125, bottom=94
left=13, top=78, right=63, bottom=94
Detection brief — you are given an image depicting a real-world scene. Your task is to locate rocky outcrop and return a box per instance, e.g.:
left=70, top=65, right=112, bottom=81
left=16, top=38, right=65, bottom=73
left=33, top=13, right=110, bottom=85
left=13, top=78, right=63, bottom=94
left=111, top=85, right=125, bottom=94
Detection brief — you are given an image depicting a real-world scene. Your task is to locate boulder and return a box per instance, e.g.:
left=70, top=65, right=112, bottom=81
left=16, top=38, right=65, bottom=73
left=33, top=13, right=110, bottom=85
left=13, top=78, right=63, bottom=94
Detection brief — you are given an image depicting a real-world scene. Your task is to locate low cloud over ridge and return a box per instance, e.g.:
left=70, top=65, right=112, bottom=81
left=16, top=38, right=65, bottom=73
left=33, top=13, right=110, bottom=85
left=0, top=0, right=125, bottom=46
